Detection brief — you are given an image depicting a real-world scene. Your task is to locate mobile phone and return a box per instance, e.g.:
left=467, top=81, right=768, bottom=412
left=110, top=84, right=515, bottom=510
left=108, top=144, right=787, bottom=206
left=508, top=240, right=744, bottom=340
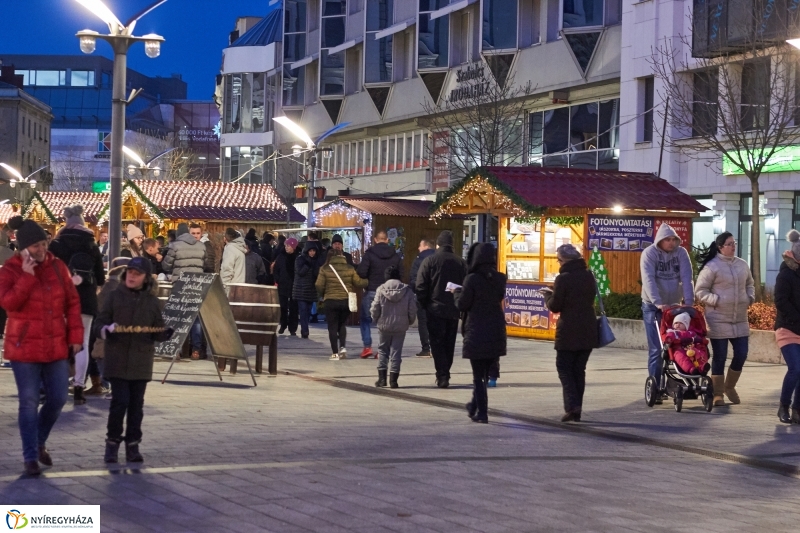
left=21, top=249, right=30, bottom=260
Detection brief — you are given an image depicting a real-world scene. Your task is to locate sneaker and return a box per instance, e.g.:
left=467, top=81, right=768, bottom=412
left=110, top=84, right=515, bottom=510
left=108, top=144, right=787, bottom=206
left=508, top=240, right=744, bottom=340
left=487, top=379, right=497, bottom=388
left=360, top=347, right=373, bottom=359
left=330, top=353, right=340, bottom=360
left=339, top=348, right=347, bottom=359
left=415, top=350, right=432, bottom=358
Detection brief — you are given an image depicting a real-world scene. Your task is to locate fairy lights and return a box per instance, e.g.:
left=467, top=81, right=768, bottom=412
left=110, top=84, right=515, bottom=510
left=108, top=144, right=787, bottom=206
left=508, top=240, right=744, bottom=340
left=97, top=183, right=165, bottom=227
left=430, top=175, right=537, bottom=219
left=316, top=201, right=373, bottom=245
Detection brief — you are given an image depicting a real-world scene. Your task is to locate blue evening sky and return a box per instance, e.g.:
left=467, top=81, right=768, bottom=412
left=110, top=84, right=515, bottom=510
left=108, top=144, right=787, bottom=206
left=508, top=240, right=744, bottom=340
left=0, top=0, right=273, bottom=100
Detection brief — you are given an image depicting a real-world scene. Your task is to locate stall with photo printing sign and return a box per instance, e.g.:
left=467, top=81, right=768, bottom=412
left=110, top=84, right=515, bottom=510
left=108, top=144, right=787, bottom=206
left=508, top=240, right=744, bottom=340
left=431, top=167, right=707, bottom=340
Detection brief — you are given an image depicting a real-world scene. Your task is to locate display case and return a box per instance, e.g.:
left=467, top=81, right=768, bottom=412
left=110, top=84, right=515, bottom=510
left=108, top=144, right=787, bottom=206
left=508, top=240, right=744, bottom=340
left=503, top=217, right=584, bottom=282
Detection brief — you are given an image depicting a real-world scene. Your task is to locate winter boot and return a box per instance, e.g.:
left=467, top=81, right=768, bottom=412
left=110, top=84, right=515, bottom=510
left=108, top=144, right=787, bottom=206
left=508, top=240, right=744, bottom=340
left=389, top=372, right=399, bottom=389
left=471, top=380, right=488, bottom=423
left=85, top=375, right=106, bottom=395
left=792, top=407, right=800, bottom=425
left=38, top=445, right=52, bottom=466
left=711, top=375, right=725, bottom=406
left=24, top=461, right=41, bottom=476
left=375, top=369, right=387, bottom=388
left=104, top=439, right=121, bottom=463
left=724, top=369, right=742, bottom=404
left=466, top=392, right=477, bottom=418
left=778, top=404, right=792, bottom=423
left=125, top=441, right=143, bottom=463
left=73, top=386, right=86, bottom=406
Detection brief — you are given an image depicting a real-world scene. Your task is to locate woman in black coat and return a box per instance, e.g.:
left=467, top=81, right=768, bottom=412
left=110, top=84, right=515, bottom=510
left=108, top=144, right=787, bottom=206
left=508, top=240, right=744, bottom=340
left=293, top=242, right=321, bottom=338
left=454, top=243, right=507, bottom=423
left=544, top=244, right=598, bottom=422
left=774, top=230, right=800, bottom=424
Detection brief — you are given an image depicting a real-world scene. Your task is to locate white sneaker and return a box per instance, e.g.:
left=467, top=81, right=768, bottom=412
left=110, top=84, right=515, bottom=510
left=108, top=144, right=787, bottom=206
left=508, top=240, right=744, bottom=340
left=330, top=353, right=340, bottom=360
left=339, top=348, right=347, bottom=359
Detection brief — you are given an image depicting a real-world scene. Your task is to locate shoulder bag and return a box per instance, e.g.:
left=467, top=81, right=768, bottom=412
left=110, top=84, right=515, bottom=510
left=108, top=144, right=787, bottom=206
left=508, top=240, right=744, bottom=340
left=594, top=277, right=616, bottom=348
left=330, top=265, right=358, bottom=312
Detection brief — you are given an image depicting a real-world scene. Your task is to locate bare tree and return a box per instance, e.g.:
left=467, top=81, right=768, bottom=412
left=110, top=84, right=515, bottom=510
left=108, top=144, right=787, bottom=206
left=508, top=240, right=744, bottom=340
left=51, top=146, right=92, bottom=191
left=420, top=68, right=534, bottom=181
left=651, top=5, right=800, bottom=298
left=127, top=131, right=204, bottom=181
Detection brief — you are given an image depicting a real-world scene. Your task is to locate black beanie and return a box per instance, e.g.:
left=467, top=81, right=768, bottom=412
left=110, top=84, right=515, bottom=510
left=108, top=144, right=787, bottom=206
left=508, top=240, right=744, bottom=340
left=436, top=230, right=454, bottom=248
left=332, top=234, right=343, bottom=244
left=8, top=216, right=48, bottom=250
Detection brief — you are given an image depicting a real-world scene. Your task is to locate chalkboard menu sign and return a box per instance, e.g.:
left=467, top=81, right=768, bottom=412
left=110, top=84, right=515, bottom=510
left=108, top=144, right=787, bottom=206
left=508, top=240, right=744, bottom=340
left=154, top=272, right=215, bottom=359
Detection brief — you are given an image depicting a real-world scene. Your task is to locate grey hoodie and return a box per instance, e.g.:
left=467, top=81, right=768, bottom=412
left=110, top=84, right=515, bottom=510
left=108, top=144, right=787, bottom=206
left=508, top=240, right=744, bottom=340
left=370, top=279, right=417, bottom=334
left=640, top=224, right=694, bottom=307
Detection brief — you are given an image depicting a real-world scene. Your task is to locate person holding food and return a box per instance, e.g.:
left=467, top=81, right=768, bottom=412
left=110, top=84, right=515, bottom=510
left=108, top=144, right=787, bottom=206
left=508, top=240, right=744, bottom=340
left=94, top=257, right=173, bottom=464
left=640, top=223, right=694, bottom=403
left=543, top=244, right=598, bottom=422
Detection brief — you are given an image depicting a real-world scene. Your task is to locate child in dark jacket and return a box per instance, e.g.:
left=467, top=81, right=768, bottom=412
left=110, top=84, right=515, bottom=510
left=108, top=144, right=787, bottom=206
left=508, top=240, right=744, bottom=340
left=94, top=257, right=173, bottom=464
left=370, top=266, right=417, bottom=388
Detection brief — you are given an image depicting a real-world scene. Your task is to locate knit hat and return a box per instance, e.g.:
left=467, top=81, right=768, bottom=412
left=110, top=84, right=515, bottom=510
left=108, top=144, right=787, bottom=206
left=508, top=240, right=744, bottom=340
left=110, top=257, right=131, bottom=269
left=673, top=312, right=691, bottom=330
left=176, top=223, right=190, bottom=237
left=788, top=229, right=800, bottom=260
left=332, top=234, right=343, bottom=244
left=436, top=230, right=454, bottom=248
left=285, top=237, right=298, bottom=248
left=127, top=224, right=144, bottom=240
left=64, top=204, right=85, bottom=226
left=8, top=216, right=47, bottom=250
left=126, top=256, right=152, bottom=276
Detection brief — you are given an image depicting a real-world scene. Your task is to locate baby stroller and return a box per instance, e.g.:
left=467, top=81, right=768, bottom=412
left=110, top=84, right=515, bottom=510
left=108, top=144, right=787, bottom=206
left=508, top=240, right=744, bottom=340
left=644, top=306, right=714, bottom=413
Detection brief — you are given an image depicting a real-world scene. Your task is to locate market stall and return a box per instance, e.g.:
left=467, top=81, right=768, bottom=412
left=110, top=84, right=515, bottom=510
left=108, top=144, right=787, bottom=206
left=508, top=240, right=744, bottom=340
left=430, top=166, right=707, bottom=340
left=315, top=197, right=465, bottom=280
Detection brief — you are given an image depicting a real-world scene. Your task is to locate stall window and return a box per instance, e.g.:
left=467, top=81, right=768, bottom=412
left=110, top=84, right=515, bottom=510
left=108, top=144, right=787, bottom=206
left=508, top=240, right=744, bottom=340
left=504, top=217, right=584, bottom=282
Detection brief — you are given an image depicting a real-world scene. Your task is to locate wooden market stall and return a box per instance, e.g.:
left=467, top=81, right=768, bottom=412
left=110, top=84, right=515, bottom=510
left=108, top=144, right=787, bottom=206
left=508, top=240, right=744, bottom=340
left=430, top=166, right=708, bottom=340
left=22, top=191, right=109, bottom=234
left=315, top=197, right=465, bottom=280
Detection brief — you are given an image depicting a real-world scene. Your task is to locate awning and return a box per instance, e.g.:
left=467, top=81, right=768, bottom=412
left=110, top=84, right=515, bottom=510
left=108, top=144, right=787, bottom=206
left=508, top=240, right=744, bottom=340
left=289, top=53, right=318, bottom=70
left=375, top=18, right=416, bottom=40
left=327, top=37, right=363, bottom=55
left=429, top=0, right=478, bottom=21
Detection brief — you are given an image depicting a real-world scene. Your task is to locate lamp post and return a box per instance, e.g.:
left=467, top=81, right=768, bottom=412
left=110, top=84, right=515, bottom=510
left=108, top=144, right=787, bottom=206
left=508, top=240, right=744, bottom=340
left=123, top=145, right=174, bottom=179
left=0, top=163, right=45, bottom=205
left=74, top=0, right=166, bottom=259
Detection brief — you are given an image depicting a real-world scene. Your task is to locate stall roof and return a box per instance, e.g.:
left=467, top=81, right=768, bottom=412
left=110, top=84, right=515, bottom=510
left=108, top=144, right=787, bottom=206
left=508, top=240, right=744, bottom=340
left=0, top=204, right=16, bottom=225
left=25, top=191, right=108, bottom=224
left=337, top=197, right=436, bottom=218
left=433, top=167, right=709, bottom=216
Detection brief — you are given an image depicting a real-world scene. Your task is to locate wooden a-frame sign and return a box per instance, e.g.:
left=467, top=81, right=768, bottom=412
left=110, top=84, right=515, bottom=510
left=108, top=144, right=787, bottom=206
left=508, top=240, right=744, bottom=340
left=156, top=273, right=257, bottom=386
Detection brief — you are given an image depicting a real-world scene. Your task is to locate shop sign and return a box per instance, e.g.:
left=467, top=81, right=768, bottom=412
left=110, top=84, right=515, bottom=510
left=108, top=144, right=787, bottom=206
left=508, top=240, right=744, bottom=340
left=722, top=146, right=800, bottom=175
left=448, top=63, right=490, bottom=104
left=432, top=131, right=450, bottom=190
left=655, top=217, right=691, bottom=251
left=504, top=282, right=557, bottom=331
left=587, top=215, right=654, bottom=252
left=92, top=181, right=111, bottom=193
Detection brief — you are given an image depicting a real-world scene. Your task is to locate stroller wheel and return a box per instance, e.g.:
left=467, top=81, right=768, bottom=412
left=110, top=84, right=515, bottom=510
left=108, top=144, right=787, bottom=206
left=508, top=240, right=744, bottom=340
left=645, top=377, right=658, bottom=408
left=674, top=387, right=683, bottom=412
left=701, top=376, right=714, bottom=412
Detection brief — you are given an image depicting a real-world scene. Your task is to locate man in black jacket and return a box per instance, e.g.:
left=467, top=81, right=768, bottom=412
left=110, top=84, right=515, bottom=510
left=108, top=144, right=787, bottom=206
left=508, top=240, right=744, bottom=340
left=273, top=238, right=300, bottom=335
left=409, top=239, right=435, bottom=358
left=416, top=230, right=467, bottom=388
left=356, top=231, right=403, bottom=358
left=331, top=234, right=353, bottom=266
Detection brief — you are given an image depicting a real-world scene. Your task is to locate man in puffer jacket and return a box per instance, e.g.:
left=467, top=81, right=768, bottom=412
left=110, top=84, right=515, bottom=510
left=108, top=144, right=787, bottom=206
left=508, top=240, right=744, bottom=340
left=162, top=223, right=207, bottom=279
left=220, top=228, right=248, bottom=286
left=370, top=266, right=417, bottom=389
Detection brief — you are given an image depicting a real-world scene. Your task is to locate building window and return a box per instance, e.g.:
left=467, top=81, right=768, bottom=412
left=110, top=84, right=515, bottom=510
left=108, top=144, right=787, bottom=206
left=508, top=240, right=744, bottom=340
left=222, top=146, right=271, bottom=183
left=320, top=50, right=345, bottom=96
left=692, top=69, right=718, bottom=137
left=740, top=60, right=770, bottom=131
left=284, top=0, right=307, bottom=106
left=320, top=0, right=347, bottom=96
left=642, top=76, right=654, bottom=143
left=563, top=0, right=604, bottom=29
left=365, top=0, right=394, bottom=83
left=793, top=193, right=800, bottom=230
left=483, top=0, right=518, bottom=51
left=692, top=197, right=715, bottom=250
left=528, top=98, right=620, bottom=169
left=15, top=70, right=66, bottom=86
left=419, top=1, right=450, bottom=70
left=322, top=0, right=347, bottom=49
left=70, top=70, right=96, bottom=87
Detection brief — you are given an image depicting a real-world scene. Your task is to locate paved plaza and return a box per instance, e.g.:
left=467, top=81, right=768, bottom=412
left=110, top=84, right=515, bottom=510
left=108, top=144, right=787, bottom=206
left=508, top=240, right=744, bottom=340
left=1, top=324, right=799, bottom=532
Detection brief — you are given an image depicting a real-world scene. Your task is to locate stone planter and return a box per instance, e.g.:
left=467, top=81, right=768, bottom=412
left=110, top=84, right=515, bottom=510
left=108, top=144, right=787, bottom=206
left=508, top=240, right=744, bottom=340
left=605, top=317, right=783, bottom=365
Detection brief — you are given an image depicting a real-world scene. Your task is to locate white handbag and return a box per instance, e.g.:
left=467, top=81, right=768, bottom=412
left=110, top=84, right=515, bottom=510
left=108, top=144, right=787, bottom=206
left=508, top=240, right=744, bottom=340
left=330, top=265, right=358, bottom=312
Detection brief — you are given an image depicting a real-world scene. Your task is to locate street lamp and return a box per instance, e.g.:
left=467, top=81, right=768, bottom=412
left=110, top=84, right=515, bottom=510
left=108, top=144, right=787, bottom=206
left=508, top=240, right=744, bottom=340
left=0, top=163, right=46, bottom=204
left=74, top=0, right=167, bottom=260
left=123, top=145, right=174, bottom=178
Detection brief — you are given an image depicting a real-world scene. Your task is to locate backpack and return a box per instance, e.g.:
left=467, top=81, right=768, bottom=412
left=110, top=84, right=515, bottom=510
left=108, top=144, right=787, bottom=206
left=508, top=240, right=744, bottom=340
left=68, top=251, right=96, bottom=286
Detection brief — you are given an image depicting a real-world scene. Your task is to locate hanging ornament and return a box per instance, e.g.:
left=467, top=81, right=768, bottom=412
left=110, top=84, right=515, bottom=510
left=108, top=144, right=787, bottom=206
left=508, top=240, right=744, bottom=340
left=589, top=246, right=611, bottom=297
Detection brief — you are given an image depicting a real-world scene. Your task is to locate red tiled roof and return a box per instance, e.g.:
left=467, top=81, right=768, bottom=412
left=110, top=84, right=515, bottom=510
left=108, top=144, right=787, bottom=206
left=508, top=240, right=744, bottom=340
left=338, top=197, right=436, bottom=218
left=479, top=167, right=708, bottom=212
left=34, top=192, right=108, bottom=223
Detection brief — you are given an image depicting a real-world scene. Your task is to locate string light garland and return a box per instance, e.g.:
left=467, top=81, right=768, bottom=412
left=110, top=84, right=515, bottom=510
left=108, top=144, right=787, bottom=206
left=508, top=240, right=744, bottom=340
left=21, top=191, right=58, bottom=225
left=430, top=169, right=545, bottom=219
left=97, top=181, right=165, bottom=227
left=315, top=201, right=373, bottom=245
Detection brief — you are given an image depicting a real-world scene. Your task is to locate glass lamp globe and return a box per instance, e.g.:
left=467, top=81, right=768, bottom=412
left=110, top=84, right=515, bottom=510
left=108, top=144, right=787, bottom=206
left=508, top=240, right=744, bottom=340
left=142, top=35, right=162, bottom=59
left=79, top=32, right=98, bottom=54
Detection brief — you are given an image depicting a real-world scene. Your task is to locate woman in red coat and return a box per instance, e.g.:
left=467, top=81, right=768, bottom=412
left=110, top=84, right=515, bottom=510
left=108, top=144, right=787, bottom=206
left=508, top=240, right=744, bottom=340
left=0, top=217, right=83, bottom=476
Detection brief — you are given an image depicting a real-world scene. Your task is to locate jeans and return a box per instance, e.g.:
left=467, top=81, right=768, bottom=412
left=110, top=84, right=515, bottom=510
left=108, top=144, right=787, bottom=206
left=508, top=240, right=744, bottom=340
left=298, top=300, right=313, bottom=336
left=642, top=302, right=664, bottom=383
left=190, top=317, right=203, bottom=352
left=11, top=359, right=69, bottom=462
left=556, top=349, right=592, bottom=413
left=360, top=291, right=376, bottom=347
left=709, top=337, right=748, bottom=375
left=416, top=301, right=430, bottom=352
left=279, top=292, right=299, bottom=334
left=73, top=314, right=94, bottom=387
left=427, top=313, right=459, bottom=380
left=107, top=378, right=148, bottom=443
left=325, top=300, right=350, bottom=354
left=780, top=344, right=800, bottom=408
left=378, top=331, right=406, bottom=374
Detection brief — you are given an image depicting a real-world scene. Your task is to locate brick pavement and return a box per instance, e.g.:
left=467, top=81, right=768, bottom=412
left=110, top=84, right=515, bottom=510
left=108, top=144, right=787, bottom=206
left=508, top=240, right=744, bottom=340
left=1, top=323, right=799, bottom=532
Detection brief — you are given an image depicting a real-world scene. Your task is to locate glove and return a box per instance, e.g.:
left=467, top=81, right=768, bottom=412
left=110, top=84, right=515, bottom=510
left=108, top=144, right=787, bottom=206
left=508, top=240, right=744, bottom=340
left=99, top=323, right=117, bottom=340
